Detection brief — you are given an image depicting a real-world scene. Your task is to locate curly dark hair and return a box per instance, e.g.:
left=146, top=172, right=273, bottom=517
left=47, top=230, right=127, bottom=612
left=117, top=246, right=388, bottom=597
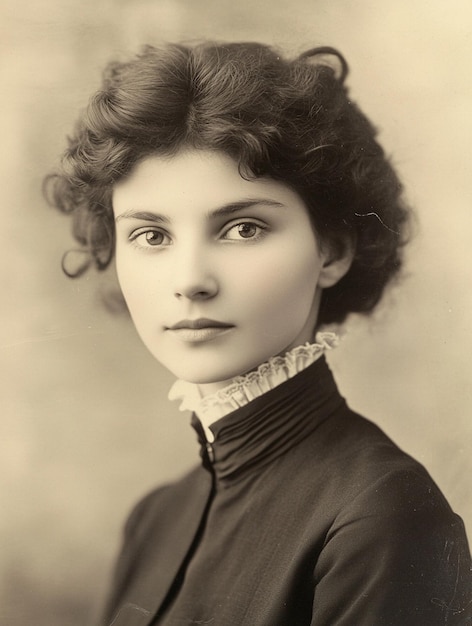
left=45, top=41, right=410, bottom=325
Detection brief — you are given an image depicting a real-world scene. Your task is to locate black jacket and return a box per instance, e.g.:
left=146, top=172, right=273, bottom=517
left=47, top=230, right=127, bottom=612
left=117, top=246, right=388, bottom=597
left=102, top=357, right=472, bottom=625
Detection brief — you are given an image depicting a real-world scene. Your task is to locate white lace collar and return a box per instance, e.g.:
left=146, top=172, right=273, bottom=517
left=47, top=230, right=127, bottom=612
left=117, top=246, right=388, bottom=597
left=168, top=331, right=338, bottom=442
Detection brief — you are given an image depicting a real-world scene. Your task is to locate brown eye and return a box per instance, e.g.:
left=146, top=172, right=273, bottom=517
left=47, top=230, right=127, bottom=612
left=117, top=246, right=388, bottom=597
left=238, top=223, right=258, bottom=238
left=130, top=228, right=171, bottom=248
left=144, top=230, right=164, bottom=245
left=223, top=221, right=266, bottom=241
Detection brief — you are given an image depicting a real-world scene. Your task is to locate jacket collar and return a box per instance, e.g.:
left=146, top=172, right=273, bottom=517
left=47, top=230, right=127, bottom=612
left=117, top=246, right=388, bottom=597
left=192, top=356, right=344, bottom=485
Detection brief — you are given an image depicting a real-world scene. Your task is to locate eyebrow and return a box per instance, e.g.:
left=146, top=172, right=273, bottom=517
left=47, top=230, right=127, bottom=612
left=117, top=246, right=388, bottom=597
left=115, top=210, right=170, bottom=224
left=114, top=199, right=287, bottom=224
left=209, top=199, right=287, bottom=218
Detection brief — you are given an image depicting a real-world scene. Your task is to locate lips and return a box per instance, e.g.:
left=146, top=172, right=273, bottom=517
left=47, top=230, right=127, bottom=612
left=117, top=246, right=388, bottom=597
left=166, top=318, right=235, bottom=343
left=167, top=318, right=233, bottom=330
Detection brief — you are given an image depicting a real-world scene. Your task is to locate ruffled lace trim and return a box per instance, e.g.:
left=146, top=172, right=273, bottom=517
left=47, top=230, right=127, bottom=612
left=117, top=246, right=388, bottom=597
left=168, top=331, right=339, bottom=440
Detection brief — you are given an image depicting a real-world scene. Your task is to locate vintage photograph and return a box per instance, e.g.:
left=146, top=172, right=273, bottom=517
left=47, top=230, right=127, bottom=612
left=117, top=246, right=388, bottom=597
left=1, top=1, right=471, bottom=624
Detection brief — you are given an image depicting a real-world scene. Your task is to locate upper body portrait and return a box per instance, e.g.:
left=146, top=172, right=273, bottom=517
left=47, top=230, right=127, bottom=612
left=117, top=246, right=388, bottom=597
left=46, top=41, right=472, bottom=625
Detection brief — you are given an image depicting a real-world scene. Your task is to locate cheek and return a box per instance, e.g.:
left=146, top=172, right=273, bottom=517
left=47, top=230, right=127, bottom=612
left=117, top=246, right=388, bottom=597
left=115, top=255, right=160, bottom=322
left=115, top=259, right=140, bottom=308
left=231, top=248, right=320, bottom=320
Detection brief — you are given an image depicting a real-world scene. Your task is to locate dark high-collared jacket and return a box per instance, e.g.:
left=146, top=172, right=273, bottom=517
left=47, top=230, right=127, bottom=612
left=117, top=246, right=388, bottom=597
left=101, top=357, right=472, bottom=625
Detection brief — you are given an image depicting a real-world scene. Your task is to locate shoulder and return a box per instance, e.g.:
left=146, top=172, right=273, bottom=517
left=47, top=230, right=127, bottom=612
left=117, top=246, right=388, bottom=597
left=121, top=464, right=205, bottom=543
left=290, top=403, right=467, bottom=550
left=306, top=409, right=472, bottom=623
left=308, top=404, right=451, bottom=513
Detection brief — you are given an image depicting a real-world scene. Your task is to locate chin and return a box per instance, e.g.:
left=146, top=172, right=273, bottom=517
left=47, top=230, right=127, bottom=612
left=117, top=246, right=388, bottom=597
left=153, top=340, right=298, bottom=385
left=169, top=368, right=237, bottom=386
left=162, top=357, right=257, bottom=386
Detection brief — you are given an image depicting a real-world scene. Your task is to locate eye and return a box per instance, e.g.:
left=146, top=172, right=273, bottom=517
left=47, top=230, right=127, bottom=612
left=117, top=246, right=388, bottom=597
left=222, top=221, right=267, bottom=241
left=129, top=228, right=172, bottom=248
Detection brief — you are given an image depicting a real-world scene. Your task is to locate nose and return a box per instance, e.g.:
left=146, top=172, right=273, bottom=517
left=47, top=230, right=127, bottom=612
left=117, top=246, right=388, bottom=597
left=174, top=281, right=218, bottom=301
left=173, top=249, right=219, bottom=301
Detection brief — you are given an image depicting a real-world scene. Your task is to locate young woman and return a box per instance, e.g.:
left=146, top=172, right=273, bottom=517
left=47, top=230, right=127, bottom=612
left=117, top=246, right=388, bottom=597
left=47, top=42, right=472, bottom=625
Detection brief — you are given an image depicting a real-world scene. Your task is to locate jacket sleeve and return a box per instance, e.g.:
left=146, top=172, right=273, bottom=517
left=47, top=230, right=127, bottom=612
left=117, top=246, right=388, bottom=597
left=311, top=469, right=472, bottom=625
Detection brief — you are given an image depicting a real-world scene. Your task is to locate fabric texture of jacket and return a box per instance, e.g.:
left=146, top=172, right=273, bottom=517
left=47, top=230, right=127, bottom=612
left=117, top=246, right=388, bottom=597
left=102, top=357, right=472, bottom=625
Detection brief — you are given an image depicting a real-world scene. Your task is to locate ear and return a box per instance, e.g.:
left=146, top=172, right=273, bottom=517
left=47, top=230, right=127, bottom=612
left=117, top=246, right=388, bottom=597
left=317, top=235, right=355, bottom=289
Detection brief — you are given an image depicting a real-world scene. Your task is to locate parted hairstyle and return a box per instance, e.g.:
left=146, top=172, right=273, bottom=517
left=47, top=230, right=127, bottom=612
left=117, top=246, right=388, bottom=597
left=46, top=41, right=411, bottom=325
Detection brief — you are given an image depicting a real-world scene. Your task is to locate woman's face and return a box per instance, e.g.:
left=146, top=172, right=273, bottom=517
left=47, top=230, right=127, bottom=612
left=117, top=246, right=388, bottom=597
left=113, top=149, right=333, bottom=389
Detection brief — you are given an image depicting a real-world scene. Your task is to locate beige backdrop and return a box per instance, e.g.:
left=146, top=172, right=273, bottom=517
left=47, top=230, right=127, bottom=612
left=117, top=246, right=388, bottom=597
left=1, top=1, right=471, bottom=624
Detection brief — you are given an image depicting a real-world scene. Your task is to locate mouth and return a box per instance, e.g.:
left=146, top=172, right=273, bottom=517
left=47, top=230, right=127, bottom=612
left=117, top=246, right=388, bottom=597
left=167, top=318, right=234, bottom=330
left=166, top=318, right=235, bottom=343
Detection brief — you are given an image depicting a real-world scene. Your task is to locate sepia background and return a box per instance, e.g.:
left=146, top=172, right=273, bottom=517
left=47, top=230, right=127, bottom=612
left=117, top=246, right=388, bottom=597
left=1, top=1, right=471, bottom=624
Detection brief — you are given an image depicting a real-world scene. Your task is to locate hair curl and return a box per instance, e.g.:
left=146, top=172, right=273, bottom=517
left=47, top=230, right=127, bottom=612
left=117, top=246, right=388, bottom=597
left=45, top=41, right=411, bottom=325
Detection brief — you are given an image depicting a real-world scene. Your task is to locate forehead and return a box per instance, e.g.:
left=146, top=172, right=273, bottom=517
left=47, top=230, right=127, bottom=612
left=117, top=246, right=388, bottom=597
left=112, top=149, right=305, bottom=218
